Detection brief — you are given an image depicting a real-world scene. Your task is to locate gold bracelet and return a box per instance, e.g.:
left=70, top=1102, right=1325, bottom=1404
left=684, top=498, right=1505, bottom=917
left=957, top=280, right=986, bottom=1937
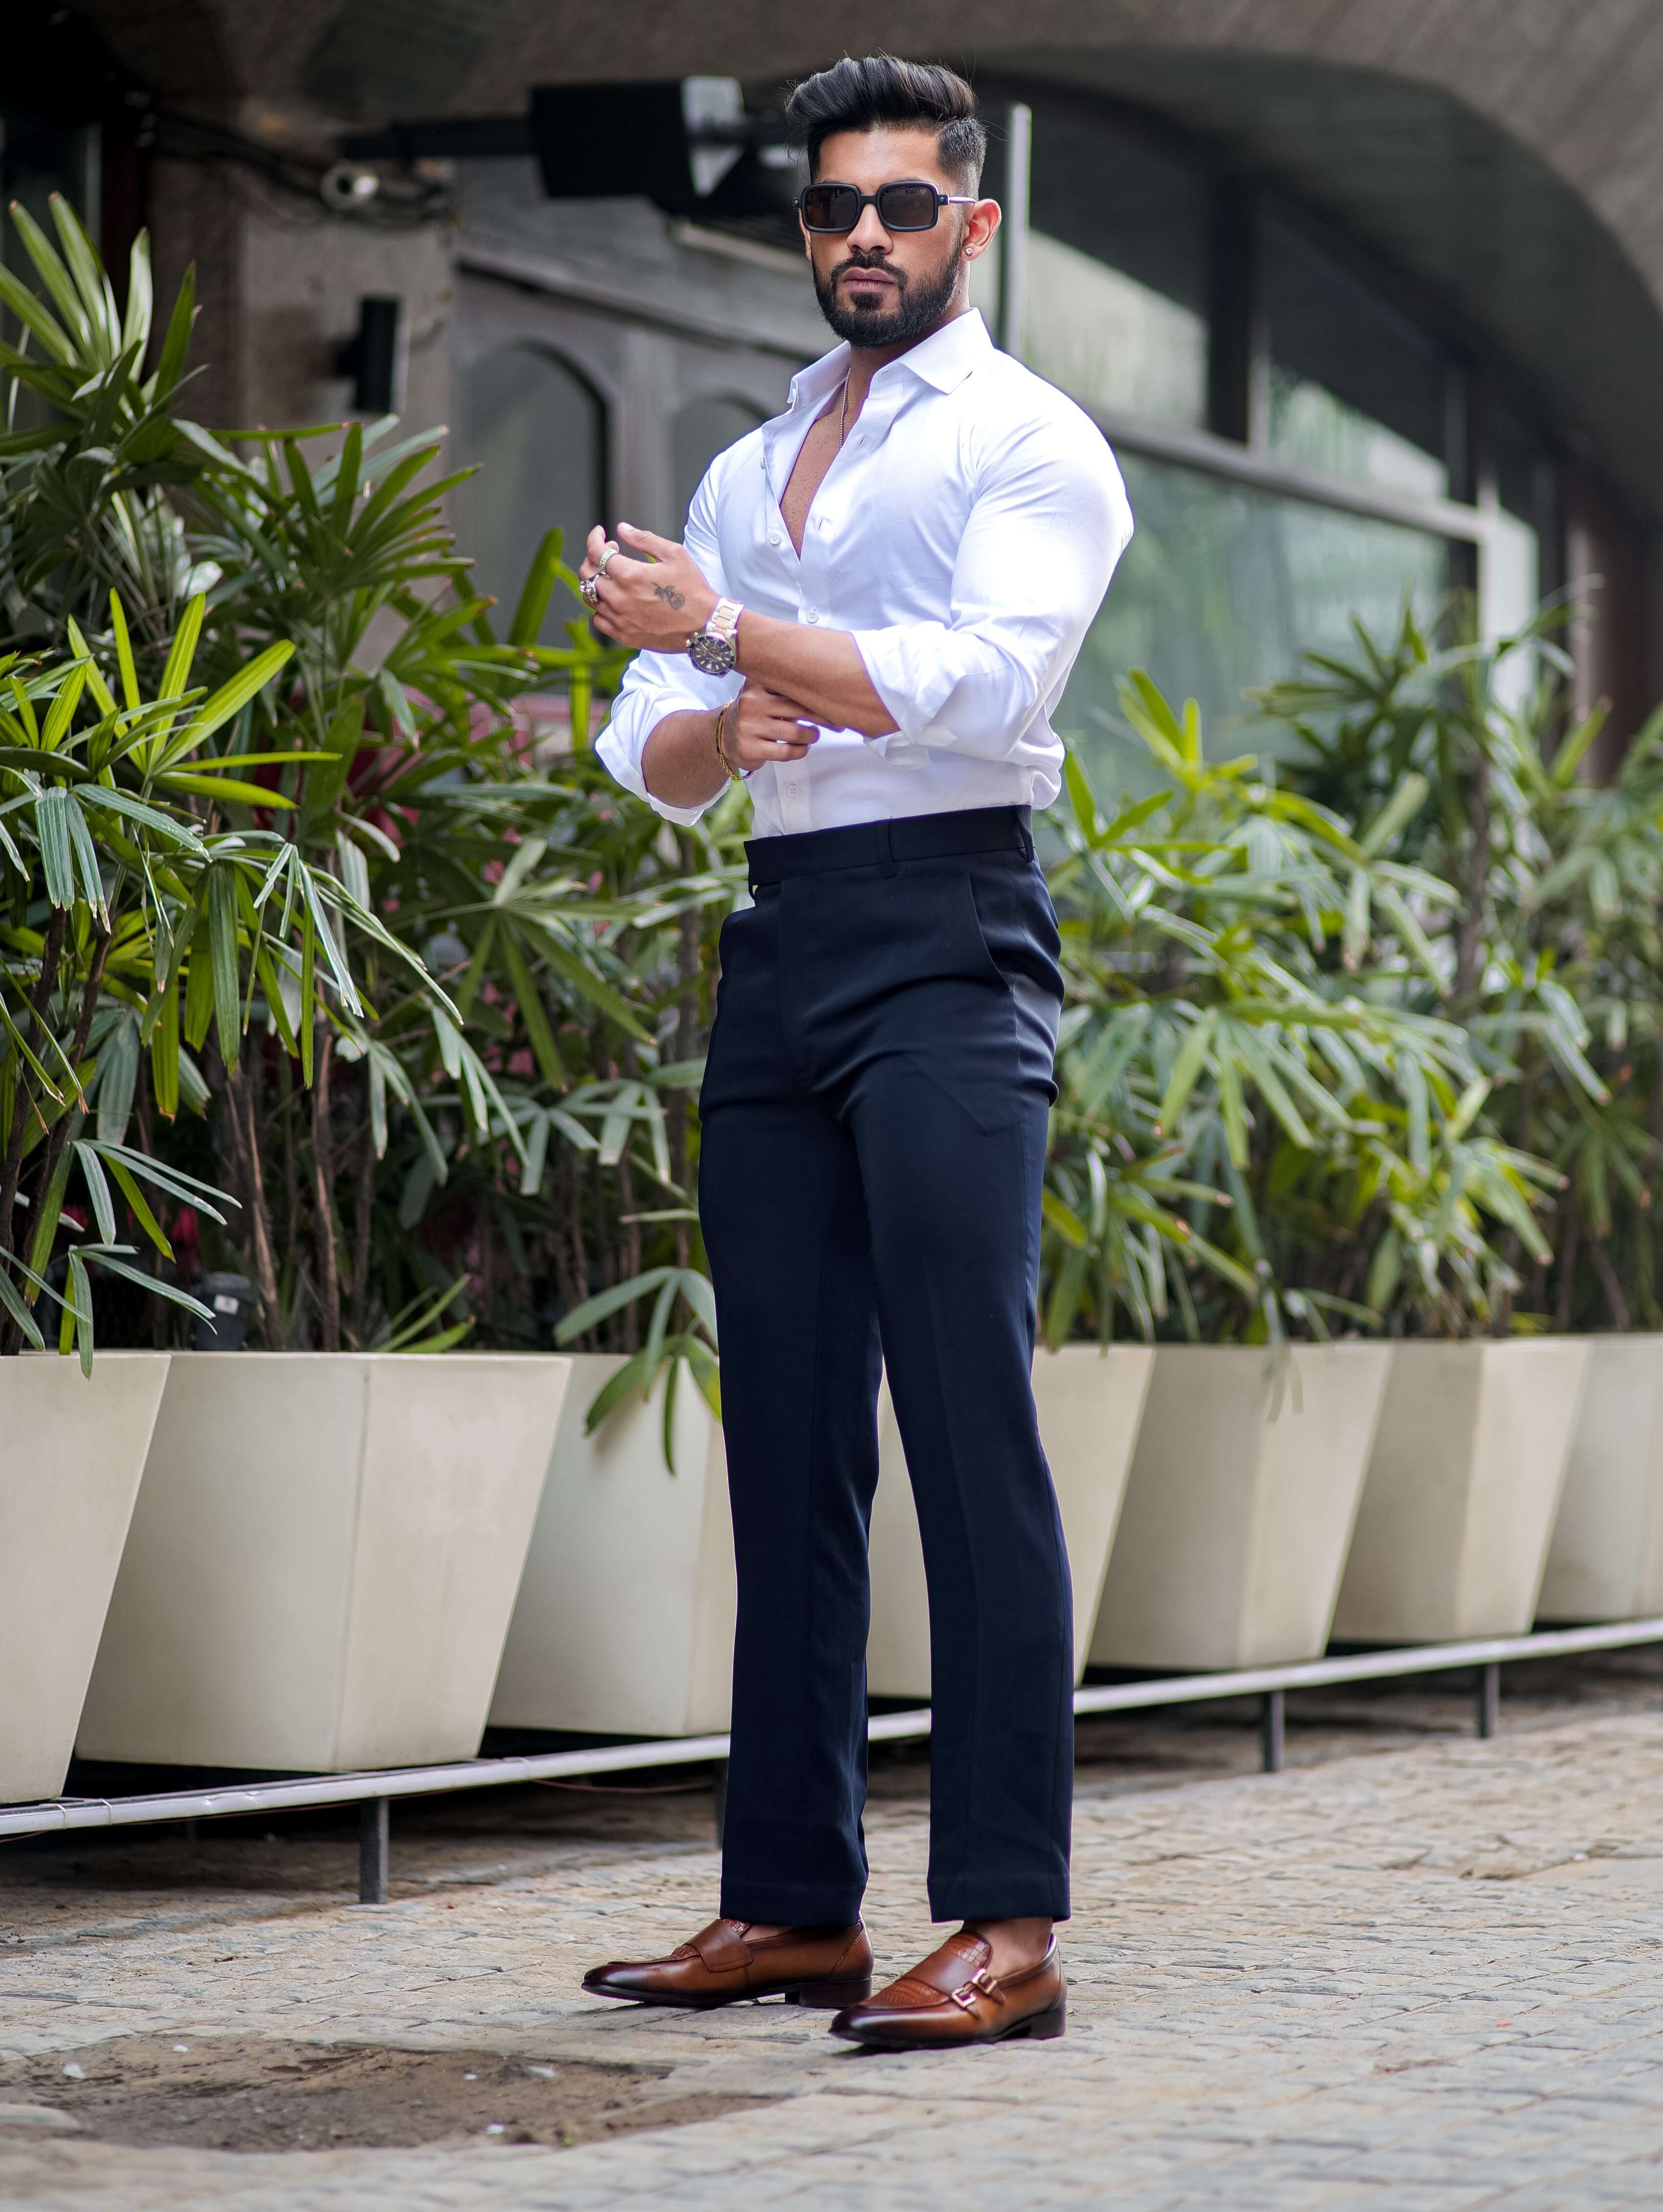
left=714, top=699, right=749, bottom=783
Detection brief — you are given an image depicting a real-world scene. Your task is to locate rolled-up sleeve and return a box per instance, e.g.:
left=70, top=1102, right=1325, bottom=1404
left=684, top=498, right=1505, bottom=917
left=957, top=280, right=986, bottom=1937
left=595, top=464, right=742, bottom=826
left=851, top=419, right=1132, bottom=759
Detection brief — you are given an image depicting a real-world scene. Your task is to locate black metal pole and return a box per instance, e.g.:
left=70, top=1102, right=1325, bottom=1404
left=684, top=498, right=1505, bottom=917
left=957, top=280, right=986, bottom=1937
left=358, top=1796, right=390, bottom=1903
left=1260, top=1689, right=1285, bottom=1773
left=1476, top=1661, right=1501, bottom=1739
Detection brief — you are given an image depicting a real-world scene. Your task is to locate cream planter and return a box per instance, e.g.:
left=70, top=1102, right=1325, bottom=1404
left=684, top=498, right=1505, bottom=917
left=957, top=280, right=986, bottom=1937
left=1090, top=1343, right=1393, bottom=1672
left=77, top=1353, right=567, bottom=1773
left=867, top=1346, right=1156, bottom=1698
left=0, top=1354, right=170, bottom=1804
left=489, top=1353, right=736, bottom=1738
left=1333, top=1337, right=1592, bottom=1644
left=1538, top=1336, right=1663, bottom=1624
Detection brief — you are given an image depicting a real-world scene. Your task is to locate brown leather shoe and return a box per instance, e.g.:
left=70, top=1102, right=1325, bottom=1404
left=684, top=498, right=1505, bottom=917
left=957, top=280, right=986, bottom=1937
left=829, top=1931, right=1065, bottom=2049
left=581, top=1918, right=873, bottom=2011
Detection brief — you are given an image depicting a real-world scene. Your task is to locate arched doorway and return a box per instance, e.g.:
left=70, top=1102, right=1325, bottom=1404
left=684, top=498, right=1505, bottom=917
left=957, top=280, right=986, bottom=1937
left=461, top=343, right=606, bottom=642
left=671, top=393, right=767, bottom=532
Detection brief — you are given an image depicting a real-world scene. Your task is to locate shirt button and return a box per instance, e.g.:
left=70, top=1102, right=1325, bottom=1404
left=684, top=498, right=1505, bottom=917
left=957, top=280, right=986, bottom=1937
left=804, top=609, right=819, bottom=623
left=787, top=782, right=799, bottom=797
left=769, top=532, right=781, bottom=546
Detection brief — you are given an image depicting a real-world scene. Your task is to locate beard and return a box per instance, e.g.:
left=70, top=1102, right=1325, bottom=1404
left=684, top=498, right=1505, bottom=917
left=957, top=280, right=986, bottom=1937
left=812, top=239, right=964, bottom=348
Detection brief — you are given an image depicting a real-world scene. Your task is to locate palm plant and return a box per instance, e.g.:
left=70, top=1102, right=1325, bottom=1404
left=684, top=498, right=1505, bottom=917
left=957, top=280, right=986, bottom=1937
left=0, top=614, right=290, bottom=1364
left=1041, top=670, right=1559, bottom=1346
left=0, top=203, right=551, bottom=1350
left=1, top=194, right=735, bottom=1383
left=14, top=191, right=1600, bottom=1394
left=1252, top=598, right=1663, bottom=1334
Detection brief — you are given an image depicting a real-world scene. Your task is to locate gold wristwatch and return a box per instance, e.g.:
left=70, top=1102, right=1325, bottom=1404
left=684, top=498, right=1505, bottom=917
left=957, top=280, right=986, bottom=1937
left=689, top=597, right=743, bottom=676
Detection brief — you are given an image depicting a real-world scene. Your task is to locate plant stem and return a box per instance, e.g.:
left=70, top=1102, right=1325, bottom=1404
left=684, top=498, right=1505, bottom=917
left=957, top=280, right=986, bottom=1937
left=670, top=869, right=700, bottom=1269
left=277, top=1045, right=301, bottom=1276
left=618, top=1040, right=641, bottom=1352
left=1554, top=1202, right=1580, bottom=1330
left=1590, top=1232, right=1632, bottom=1331
left=227, top=1056, right=284, bottom=1347
left=477, top=1185, right=495, bottom=1332
left=0, top=905, right=67, bottom=1270
left=348, top=1089, right=375, bottom=1348
left=1454, top=738, right=1491, bottom=1003
left=310, top=1025, right=341, bottom=1351
left=134, top=1080, right=170, bottom=1349
left=561, top=1138, right=587, bottom=1336
left=1493, top=1047, right=1538, bottom=1335
left=588, top=1147, right=613, bottom=1350
left=0, top=922, right=110, bottom=1354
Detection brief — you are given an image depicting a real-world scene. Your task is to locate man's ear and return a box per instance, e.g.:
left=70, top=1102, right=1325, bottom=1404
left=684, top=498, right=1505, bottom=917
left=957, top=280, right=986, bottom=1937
left=962, top=199, right=1003, bottom=262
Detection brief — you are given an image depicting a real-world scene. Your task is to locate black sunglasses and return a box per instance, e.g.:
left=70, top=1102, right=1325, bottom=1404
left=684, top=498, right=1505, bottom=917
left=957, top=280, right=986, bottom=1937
left=796, top=180, right=976, bottom=234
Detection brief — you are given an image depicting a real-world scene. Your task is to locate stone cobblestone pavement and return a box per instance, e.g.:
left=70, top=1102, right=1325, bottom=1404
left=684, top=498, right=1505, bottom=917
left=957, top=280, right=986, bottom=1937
left=5, top=1683, right=1663, bottom=2207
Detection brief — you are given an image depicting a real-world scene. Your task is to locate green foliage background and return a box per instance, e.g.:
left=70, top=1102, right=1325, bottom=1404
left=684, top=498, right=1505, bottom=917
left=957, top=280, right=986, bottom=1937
left=3, top=198, right=1659, bottom=1405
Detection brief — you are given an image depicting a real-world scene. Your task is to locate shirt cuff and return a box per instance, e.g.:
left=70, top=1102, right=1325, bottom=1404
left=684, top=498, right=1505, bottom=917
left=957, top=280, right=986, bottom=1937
left=595, top=719, right=714, bottom=828
left=851, top=624, right=958, bottom=745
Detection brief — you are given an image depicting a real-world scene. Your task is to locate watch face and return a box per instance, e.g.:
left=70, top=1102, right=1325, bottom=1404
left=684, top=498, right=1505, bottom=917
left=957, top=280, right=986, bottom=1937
left=689, top=630, right=737, bottom=677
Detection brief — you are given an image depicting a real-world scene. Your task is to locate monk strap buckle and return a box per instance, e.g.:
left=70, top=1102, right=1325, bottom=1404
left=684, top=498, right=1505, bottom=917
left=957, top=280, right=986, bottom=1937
left=949, top=1967, right=1001, bottom=2011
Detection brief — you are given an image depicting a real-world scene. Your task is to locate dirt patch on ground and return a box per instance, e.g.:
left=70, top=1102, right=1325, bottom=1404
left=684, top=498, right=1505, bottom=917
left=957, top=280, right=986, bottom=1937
left=0, top=2036, right=766, bottom=2153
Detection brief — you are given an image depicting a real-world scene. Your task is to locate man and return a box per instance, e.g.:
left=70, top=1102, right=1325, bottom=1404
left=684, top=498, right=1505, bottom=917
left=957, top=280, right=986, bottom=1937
left=578, top=54, right=1131, bottom=2051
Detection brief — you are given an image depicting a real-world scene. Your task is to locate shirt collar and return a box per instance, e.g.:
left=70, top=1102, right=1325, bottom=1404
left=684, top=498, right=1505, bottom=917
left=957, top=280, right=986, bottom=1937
left=783, top=308, right=992, bottom=414
left=880, top=308, right=993, bottom=392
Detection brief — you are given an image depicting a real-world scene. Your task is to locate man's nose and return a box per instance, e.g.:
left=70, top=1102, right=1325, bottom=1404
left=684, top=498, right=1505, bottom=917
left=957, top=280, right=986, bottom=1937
left=848, top=203, right=892, bottom=253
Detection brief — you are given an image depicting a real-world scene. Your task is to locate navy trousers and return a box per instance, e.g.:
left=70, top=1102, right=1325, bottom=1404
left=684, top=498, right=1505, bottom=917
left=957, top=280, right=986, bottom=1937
left=699, top=805, right=1074, bottom=1928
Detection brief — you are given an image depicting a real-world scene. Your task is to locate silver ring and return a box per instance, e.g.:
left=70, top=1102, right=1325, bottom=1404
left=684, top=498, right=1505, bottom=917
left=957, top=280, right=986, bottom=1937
left=579, top=575, right=600, bottom=608
left=596, top=542, right=621, bottom=577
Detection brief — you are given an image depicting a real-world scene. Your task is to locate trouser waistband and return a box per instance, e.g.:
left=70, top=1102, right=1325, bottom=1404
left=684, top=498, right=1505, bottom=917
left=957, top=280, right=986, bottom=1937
left=745, top=805, right=1033, bottom=887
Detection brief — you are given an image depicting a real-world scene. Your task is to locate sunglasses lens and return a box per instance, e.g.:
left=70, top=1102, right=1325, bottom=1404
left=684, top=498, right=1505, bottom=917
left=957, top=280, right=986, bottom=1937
left=877, top=184, right=939, bottom=229
left=800, top=185, right=860, bottom=231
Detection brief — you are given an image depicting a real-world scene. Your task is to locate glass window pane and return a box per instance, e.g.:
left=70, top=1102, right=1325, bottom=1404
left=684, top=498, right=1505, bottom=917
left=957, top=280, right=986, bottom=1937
left=1484, top=403, right=1547, bottom=711
left=1025, top=113, right=1209, bottom=428
left=464, top=346, right=605, bottom=643
left=1492, top=402, right=1548, bottom=530
left=1264, top=217, right=1449, bottom=501
left=1058, top=452, right=1450, bottom=796
left=1484, top=509, right=1540, bottom=716
left=672, top=394, right=765, bottom=531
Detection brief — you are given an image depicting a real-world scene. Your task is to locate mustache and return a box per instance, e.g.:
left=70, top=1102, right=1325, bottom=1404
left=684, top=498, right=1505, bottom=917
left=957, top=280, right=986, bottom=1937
left=830, top=251, right=906, bottom=290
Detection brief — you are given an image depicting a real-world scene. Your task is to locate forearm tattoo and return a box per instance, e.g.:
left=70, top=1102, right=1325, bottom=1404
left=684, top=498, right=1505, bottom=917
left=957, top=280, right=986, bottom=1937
left=653, top=582, right=687, bottom=610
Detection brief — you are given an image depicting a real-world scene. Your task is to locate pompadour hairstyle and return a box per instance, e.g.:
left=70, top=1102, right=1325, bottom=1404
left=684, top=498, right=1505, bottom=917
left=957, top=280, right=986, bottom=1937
left=784, top=55, right=987, bottom=190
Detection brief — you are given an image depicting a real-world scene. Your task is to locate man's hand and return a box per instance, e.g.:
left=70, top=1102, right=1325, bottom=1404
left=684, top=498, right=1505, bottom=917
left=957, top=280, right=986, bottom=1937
left=579, top=517, right=898, bottom=741
left=580, top=522, right=719, bottom=652
left=722, top=679, right=819, bottom=773
left=639, top=681, right=818, bottom=810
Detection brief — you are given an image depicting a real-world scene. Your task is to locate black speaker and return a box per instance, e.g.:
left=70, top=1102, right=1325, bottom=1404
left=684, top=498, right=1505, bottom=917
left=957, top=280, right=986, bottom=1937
left=529, top=80, right=798, bottom=220
left=531, top=82, right=702, bottom=212
left=334, top=296, right=405, bottom=415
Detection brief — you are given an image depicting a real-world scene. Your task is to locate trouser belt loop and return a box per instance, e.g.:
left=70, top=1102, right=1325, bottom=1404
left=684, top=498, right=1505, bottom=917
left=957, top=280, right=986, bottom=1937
left=1016, top=818, right=1034, bottom=862
left=876, top=820, right=897, bottom=878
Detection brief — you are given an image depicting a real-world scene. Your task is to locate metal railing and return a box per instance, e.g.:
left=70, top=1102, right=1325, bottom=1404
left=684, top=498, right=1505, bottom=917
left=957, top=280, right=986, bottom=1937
left=4, top=1616, right=1659, bottom=1902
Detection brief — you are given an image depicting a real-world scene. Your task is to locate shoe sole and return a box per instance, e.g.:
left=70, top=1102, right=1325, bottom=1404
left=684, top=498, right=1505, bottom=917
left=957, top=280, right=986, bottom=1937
left=583, top=1973, right=873, bottom=2012
left=829, top=1993, right=1067, bottom=2050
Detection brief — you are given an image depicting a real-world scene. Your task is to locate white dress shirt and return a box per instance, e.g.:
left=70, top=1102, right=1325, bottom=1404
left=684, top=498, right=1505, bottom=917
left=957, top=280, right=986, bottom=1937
left=597, top=310, right=1133, bottom=836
